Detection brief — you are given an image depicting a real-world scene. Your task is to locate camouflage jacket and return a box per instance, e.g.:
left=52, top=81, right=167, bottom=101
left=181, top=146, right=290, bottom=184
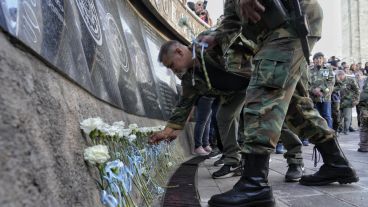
left=359, top=79, right=368, bottom=103
left=212, top=0, right=323, bottom=47
left=309, top=66, right=335, bottom=102
left=335, top=77, right=359, bottom=108
left=166, top=49, right=250, bottom=130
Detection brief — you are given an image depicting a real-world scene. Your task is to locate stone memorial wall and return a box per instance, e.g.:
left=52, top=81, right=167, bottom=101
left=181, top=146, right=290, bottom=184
left=0, top=0, right=207, bottom=120
left=0, top=1, right=208, bottom=206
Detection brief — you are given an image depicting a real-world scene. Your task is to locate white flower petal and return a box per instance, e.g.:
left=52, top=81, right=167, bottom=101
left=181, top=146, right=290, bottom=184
left=84, top=145, right=110, bottom=165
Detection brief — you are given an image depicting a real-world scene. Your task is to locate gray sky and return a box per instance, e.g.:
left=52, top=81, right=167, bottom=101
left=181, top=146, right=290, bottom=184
left=206, top=0, right=342, bottom=59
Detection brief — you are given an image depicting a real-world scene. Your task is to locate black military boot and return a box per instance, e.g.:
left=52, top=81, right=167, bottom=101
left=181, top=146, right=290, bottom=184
left=208, top=154, right=275, bottom=207
left=299, top=139, right=359, bottom=186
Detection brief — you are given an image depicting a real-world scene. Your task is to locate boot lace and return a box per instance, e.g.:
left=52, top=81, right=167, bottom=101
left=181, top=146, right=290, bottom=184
left=312, top=146, right=321, bottom=167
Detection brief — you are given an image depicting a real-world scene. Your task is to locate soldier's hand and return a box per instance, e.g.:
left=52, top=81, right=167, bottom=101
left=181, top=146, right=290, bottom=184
left=313, top=88, right=323, bottom=97
left=239, top=0, right=265, bottom=23
left=167, top=130, right=181, bottom=142
left=149, top=131, right=169, bottom=144
left=148, top=127, right=178, bottom=144
left=197, top=35, right=217, bottom=49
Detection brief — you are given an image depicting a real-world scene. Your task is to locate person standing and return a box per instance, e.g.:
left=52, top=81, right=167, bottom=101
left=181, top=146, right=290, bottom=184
left=309, top=52, right=335, bottom=128
left=335, top=70, right=360, bottom=135
left=355, top=71, right=366, bottom=128
left=196, top=0, right=358, bottom=206
left=332, top=80, right=342, bottom=134
left=193, top=95, right=215, bottom=155
left=358, top=77, right=368, bottom=152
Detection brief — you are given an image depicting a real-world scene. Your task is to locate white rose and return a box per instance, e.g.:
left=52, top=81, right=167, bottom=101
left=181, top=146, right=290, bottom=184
left=106, top=125, right=129, bottom=137
left=84, top=145, right=110, bottom=165
left=118, top=129, right=131, bottom=137
left=128, top=123, right=138, bottom=129
left=128, top=134, right=137, bottom=142
left=112, top=121, right=125, bottom=129
left=138, top=127, right=150, bottom=133
left=97, top=123, right=112, bottom=135
left=80, top=117, right=106, bottom=135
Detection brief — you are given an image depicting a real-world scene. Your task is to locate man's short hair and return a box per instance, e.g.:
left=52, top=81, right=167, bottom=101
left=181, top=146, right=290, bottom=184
left=158, top=40, right=180, bottom=63
left=336, top=70, right=345, bottom=76
left=313, top=52, right=324, bottom=60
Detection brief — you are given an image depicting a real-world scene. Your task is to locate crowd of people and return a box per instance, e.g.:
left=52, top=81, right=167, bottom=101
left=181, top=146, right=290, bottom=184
left=275, top=53, right=368, bottom=152
left=149, top=0, right=363, bottom=207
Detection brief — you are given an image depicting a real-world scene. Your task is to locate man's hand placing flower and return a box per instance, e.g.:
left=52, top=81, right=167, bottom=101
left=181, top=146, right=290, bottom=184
left=148, top=127, right=181, bottom=144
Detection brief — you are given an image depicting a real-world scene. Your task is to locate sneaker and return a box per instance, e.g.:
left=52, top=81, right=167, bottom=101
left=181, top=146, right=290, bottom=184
left=358, top=148, right=368, bottom=153
left=207, top=148, right=222, bottom=159
left=302, top=139, right=310, bottom=146
left=214, top=155, right=225, bottom=166
left=194, top=146, right=209, bottom=156
left=203, top=145, right=212, bottom=153
left=349, top=127, right=357, bottom=132
left=212, top=163, right=241, bottom=179
left=285, top=164, right=304, bottom=182
left=275, top=143, right=284, bottom=154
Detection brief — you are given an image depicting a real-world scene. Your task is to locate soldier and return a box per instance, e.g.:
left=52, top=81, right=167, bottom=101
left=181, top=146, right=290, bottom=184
left=309, top=52, right=335, bottom=128
left=358, top=77, right=368, bottom=152
left=150, top=40, right=251, bottom=179
left=149, top=40, right=304, bottom=181
left=331, top=80, right=342, bottom=134
left=196, top=0, right=358, bottom=206
left=335, top=70, right=360, bottom=135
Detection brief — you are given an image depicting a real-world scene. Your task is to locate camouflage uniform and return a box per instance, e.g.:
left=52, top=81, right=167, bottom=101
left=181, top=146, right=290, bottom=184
left=359, top=79, right=368, bottom=151
left=209, top=2, right=357, bottom=206
left=166, top=49, right=250, bottom=165
left=331, top=81, right=342, bottom=132
left=337, top=77, right=360, bottom=132
left=309, top=65, right=335, bottom=128
left=167, top=48, right=303, bottom=165
left=212, top=0, right=334, bottom=154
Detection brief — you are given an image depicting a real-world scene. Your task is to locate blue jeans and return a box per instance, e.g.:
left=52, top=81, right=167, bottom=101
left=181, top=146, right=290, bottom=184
left=194, top=96, right=214, bottom=148
left=315, top=102, right=333, bottom=128
left=209, top=98, right=222, bottom=150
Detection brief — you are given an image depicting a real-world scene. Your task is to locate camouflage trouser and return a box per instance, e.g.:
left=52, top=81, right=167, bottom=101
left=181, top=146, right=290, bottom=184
left=358, top=102, right=368, bottom=151
left=217, top=88, right=305, bottom=165
left=242, top=37, right=335, bottom=154
left=280, top=124, right=303, bottom=165
left=216, top=90, right=247, bottom=165
left=332, top=102, right=341, bottom=131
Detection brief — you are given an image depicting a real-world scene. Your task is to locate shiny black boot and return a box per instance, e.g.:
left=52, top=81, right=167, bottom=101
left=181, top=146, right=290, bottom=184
left=208, top=154, right=275, bottom=207
left=299, top=139, right=359, bottom=186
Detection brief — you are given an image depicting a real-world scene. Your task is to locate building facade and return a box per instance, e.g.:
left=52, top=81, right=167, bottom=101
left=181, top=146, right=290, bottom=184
left=341, top=0, right=368, bottom=64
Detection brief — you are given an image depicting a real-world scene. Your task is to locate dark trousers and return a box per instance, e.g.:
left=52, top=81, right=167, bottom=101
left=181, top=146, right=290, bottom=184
left=315, top=102, right=333, bottom=128
left=194, top=96, right=214, bottom=148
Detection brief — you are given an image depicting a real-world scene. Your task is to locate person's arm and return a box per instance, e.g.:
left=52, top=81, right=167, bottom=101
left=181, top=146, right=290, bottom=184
left=166, top=76, right=200, bottom=130
left=149, top=75, right=200, bottom=144
left=351, top=79, right=360, bottom=105
left=197, top=0, right=241, bottom=49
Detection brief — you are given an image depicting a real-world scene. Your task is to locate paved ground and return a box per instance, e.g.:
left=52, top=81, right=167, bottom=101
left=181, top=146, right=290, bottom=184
left=197, top=131, right=368, bottom=207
